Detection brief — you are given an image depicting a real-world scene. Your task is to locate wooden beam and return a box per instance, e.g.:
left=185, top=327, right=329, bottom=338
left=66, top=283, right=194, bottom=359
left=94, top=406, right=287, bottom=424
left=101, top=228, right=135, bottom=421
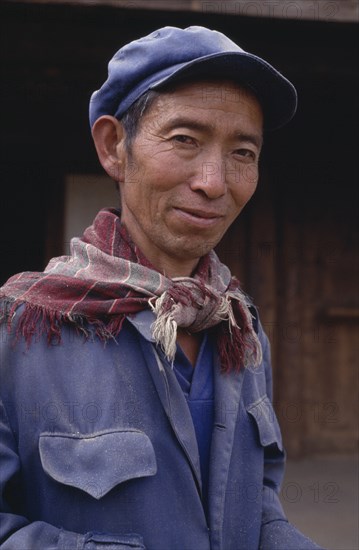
left=4, top=0, right=359, bottom=23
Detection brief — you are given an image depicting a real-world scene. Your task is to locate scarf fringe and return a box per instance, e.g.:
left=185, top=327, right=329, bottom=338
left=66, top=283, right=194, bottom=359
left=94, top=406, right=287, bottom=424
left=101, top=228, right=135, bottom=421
left=1, top=294, right=262, bottom=372
left=0, top=299, right=125, bottom=347
left=149, top=294, right=178, bottom=364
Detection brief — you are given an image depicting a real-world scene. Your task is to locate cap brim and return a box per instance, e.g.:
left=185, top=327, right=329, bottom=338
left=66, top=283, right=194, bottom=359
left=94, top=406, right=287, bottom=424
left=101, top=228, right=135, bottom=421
left=149, top=52, right=297, bottom=131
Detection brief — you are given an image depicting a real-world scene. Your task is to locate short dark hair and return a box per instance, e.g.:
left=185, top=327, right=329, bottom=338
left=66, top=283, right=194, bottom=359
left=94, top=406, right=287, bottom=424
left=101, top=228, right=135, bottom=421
left=120, top=89, right=160, bottom=151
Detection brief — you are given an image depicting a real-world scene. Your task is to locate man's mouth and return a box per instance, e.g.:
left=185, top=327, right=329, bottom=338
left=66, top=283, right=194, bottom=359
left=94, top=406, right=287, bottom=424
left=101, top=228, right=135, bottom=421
left=173, top=207, right=224, bottom=226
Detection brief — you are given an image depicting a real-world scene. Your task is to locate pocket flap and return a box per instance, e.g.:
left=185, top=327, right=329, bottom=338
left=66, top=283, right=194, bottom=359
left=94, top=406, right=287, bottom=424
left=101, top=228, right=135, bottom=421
left=247, top=396, right=283, bottom=451
left=39, top=429, right=157, bottom=499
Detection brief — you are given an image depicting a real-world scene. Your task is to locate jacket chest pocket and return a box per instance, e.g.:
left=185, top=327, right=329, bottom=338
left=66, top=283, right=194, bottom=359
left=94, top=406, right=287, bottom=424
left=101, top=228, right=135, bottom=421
left=246, top=395, right=283, bottom=452
left=39, top=429, right=157, bottom=499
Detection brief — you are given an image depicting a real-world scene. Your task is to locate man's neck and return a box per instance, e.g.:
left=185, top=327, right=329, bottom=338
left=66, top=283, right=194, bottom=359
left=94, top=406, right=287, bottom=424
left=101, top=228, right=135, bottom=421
left=154, top=256, right=199, bottom=279
left=176, top=328, right=202, bottom=367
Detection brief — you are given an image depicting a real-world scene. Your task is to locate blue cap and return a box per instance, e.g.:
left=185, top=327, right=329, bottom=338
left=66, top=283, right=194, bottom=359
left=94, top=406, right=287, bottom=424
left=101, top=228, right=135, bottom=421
left=89, top=26, right=297, bottom=131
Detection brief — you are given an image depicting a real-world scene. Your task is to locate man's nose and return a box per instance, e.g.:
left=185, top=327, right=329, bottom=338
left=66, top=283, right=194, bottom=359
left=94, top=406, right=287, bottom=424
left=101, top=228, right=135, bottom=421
left=190, top=158, right=228, bottom=199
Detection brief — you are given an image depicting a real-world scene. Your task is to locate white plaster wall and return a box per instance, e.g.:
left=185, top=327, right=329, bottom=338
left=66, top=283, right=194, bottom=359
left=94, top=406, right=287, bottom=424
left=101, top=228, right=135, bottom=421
left=64, top=174, right=119, bottom=254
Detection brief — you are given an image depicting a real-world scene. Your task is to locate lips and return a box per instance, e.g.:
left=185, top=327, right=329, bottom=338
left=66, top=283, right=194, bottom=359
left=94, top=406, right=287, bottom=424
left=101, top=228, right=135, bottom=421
left=172, top=206, right=224, bottom=227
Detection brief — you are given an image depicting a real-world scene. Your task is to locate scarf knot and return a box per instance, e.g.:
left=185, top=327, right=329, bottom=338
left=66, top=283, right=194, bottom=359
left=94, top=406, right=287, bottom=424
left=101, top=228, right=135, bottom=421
left=149, top=278, right=262, bottom=369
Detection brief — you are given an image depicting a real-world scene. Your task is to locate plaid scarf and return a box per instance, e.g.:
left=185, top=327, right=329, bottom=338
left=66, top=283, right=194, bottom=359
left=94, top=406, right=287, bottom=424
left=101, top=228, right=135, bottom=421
left=0, top=208, right=262, bottom=372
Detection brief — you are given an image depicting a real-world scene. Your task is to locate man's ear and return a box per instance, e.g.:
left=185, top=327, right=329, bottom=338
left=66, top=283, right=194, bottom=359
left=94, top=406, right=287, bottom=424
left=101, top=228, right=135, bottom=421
left=91, top=115, right=126, bottom=181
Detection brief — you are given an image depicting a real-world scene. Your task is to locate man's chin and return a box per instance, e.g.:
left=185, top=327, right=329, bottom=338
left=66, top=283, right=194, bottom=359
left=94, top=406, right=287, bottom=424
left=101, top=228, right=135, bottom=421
left=172, top=239, right=220, bottom=261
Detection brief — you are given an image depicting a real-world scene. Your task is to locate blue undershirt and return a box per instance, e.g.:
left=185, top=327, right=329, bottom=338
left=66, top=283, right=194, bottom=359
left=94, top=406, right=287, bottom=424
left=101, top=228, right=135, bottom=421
left=173, top=333, right=215, bottom=515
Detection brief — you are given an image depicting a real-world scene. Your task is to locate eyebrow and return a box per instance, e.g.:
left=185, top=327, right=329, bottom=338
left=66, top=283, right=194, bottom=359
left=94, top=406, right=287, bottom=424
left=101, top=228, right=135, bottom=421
left=160, top=116, right=263, bottom=148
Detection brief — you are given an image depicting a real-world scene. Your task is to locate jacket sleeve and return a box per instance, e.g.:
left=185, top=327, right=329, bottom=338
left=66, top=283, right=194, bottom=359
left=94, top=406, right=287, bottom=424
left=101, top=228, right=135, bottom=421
left=0, top=400, right=145, bottom=550
left=258, top=326, right=324, bottom=550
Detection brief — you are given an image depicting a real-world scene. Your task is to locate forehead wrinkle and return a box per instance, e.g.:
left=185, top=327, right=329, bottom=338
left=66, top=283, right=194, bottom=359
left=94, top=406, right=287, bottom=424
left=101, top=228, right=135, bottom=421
left=140, top=84, right=263, bottom=146
left=150, top=89, right=260, bottom=116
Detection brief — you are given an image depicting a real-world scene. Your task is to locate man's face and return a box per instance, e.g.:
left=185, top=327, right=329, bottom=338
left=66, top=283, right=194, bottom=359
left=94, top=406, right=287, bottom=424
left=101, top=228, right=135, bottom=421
left=118, top=80, right=263, bottom=276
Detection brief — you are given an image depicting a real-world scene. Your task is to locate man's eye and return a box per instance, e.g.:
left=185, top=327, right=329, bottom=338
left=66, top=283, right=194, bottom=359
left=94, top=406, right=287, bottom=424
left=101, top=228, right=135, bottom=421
left=172, top=135, right=195, bottom=145
left=234, top=149, right=257, bottom=161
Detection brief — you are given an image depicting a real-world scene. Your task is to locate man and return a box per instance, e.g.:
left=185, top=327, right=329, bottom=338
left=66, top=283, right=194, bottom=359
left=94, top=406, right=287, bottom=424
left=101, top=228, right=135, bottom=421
left=0, top=26, right=322, bottom=549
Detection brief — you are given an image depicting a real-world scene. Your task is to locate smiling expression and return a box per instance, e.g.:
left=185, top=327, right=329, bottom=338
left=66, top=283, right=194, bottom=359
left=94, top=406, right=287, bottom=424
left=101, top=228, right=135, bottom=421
left=117, top=80, right=263, bottom=277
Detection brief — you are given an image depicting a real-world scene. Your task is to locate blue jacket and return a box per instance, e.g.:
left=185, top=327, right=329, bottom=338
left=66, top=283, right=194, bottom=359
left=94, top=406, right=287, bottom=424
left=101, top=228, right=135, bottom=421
left=0, top=309, right=322, bottom=549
